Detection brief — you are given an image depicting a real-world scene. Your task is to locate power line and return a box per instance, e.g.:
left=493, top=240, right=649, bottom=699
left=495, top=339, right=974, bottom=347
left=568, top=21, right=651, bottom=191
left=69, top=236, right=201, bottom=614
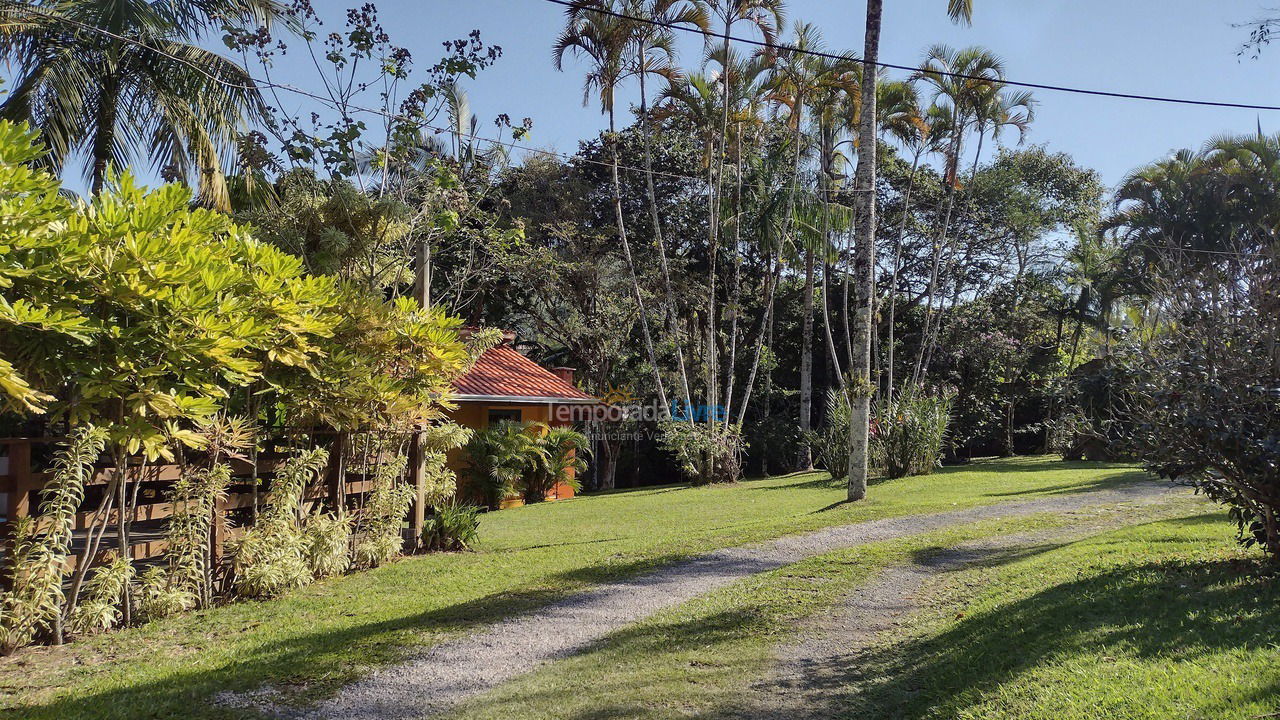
left=0, top=2, right=861, bottom=196
left=2, top=2, right=1276, bottom=259
left=544, top=0, right=1280, bottom=112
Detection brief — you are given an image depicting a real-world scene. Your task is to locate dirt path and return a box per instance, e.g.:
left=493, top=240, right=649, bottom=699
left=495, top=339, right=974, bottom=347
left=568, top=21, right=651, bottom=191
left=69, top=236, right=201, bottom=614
left=735, top=500, right=1202, bottom=719
left=228, top=482, right=1182, bottom=720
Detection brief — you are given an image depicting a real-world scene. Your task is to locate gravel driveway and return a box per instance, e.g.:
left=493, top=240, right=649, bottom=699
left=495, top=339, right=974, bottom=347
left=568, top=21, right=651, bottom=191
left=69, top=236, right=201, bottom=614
left=227, top=481, right=1181, bottom=720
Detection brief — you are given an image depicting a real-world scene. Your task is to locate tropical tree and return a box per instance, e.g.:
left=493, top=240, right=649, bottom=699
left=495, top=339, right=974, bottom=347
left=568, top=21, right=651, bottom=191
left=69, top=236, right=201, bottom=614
left=910, top=44, right=1006, bottom=383
left=554, top=4, right=672, bottom=411
left=0, top=0, right=288, bottom=210
left=622, top=0, right=708, bottom=415
left=848, top=0, right=973, bottom=502
left=766, top=21, right=832, bottom=469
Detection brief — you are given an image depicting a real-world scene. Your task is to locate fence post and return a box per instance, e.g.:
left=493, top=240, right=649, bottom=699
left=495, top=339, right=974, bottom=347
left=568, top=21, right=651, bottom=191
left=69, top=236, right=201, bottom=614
left=4, top=440, right=33, bottom=539
left=327, top=432, right=348, bottom=517
left=409, top=428, right=426, bottom=551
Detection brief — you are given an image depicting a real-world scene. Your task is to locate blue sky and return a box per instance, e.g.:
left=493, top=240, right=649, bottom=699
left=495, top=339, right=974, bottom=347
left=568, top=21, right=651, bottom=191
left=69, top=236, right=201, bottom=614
left=44, top=1, right=1280, bottom=191
left=339, top=0, right=1279, bottom=188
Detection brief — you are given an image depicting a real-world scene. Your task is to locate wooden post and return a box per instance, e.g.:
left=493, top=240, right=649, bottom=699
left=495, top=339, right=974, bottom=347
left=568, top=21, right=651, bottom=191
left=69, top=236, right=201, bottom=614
left=4, top=440, right=34, bottom=539
left=326, top=432, right=348, bottom=517
left=408, top=428, right=426, bottom=551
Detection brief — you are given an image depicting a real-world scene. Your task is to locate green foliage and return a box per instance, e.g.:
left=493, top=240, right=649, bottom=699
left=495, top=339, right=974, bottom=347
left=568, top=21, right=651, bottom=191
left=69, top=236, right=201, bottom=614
left=419, top=422, right=473, bottom=508
left=1117, top=297, right=1280, bottom=559
left=352, top=454, right=413, bottom=570
left=813, top=389, right=852, bottom=480
left=302, top=514, right=353, bottom=579
left=230, top=449, right=329, bottom=599
left=134, top=567, right=197, bottom=624
left=465, top=421, right=549, bottom=509
left=658, top=421, right=745, bottom=485
left=69, top=554, right=133, bottom=636
left=239, top=169, right=413, bottom=286
left=873, top=386, right=955, bottom=479
left=0, top=425, right=107, bottom=653
left=162, top=462, right=231, bottom=609
left=421, top=500, right=482, bottom=552
left=0, top=120, right=479, bottom=443
left=523, top=425, right=590, bottom=502
left=0, top=0, right=278, bottom=210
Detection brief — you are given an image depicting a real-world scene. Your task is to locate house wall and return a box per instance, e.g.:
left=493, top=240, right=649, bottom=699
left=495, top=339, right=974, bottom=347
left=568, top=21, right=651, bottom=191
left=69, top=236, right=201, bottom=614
left=445, top=402, right=576, bottom=508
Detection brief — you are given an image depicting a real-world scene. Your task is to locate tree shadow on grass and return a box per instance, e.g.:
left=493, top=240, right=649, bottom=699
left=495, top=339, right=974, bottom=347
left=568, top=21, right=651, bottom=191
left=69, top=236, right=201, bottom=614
left=979, top=469, right=1158, bottom=498
left=11, top=552, right=688, bottom=720
left=729, top=516, right=1280, bottom=719
left=448, top=606, right=780, bottom=720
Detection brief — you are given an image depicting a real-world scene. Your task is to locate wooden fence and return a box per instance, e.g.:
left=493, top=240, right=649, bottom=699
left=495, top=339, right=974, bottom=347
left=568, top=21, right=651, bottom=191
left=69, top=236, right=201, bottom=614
left=0, top=430, right=437, bottom=574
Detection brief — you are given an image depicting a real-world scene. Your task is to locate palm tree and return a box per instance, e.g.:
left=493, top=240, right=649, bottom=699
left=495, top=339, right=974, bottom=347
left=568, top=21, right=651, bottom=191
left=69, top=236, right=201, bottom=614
left=0, top=0, right=287, bottom=211
left=883, top=101, right=948, bottom=395
left=833, top=75, right=920, bottom=380
left=554, top=6, right=672, bottom=414
left=568, top=0, right=708, bottom=418
left=766, top=20, right=831, bottom=469
left=909, top=44, right=1005, bottom=384
left=847, top=0, right=973, bottom=502
left=705, top=0, right=783, bottom=432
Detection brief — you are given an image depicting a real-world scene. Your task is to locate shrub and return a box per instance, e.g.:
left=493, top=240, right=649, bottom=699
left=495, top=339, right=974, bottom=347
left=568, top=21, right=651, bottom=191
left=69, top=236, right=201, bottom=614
left=69, top=554, right=133, bottom=635
left=464, top=421, right=548, bottom=509
left=422, top=501, right=482, bottom=551
left=0, top=425, right=107, bottom=653
left=872, top=386, right=955, bottom=479
left=302, top=514, right=352, bottom=578
left=163, top=463, right=231, bottom=607
left=134, top=567, right=196, bottom=624
left=1118, top=287, right=1280, bottom=559
left=352, top=454, right=413, bottom=569
left=658, top=421, right=744, bottom=485
left=523, top=425, right=589, bottom=502
left=813, top=389, right=852, bottom=481
left=230, top=448, right=329, bottom=598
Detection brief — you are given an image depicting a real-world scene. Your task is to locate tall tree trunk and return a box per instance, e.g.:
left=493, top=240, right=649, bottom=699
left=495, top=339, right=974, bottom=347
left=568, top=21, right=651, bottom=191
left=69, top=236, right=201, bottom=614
left=607, top=105, right=669, bottom=411
left=819, top=192, right=844, bottom=389
left=798, top=247, right=815, bottom=469
left=910, top=133, right=960, bottom=385
left=736, top=255, right=782, bottom=426
left=722, top=124, right=745, bottom=425
left=638, top=57, right=694, bottom=415
left=847, top=0, right=882, bottom=502
left=920, top=129, right=987, bottom=378
left=90, top=75, right=120, bottom=195
left=885, top=148, right=923, bottom=396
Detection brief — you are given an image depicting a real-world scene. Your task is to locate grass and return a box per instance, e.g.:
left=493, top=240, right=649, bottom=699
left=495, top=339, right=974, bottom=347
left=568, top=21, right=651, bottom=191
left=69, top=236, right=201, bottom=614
left=1, top=457, right=1155, bottom=719
left=847, top=511, right=1280, bottom=719
left=441, top=498, right=1215, bottom=719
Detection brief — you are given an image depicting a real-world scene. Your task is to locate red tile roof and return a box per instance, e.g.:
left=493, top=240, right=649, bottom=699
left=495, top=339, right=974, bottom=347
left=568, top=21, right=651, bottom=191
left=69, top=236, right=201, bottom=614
left=453, top=344, right=597, bottom=403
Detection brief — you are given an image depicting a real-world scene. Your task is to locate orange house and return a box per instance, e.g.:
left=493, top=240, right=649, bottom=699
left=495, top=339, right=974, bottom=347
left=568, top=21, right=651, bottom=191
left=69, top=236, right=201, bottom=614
left=447, top=333, right=597, bottom=506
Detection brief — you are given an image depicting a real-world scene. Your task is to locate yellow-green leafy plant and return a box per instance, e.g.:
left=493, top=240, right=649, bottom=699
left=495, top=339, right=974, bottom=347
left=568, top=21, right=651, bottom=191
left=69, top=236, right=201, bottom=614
left=230, top=448, right=329, bottom=598
left=0, top=425, right=107, bottom=653
left=352, top=454, right=413, bottom=569
left=161, top=463, right=232, bottom=609
left=523, top=424, right=590, bottom=502
left=69, top=554, right=133, bottom=635
left=419, top=422, right=472, bottom=508
left=134, top=567, right=196, bottom=624
left=302, top=514, right=352, bottom=579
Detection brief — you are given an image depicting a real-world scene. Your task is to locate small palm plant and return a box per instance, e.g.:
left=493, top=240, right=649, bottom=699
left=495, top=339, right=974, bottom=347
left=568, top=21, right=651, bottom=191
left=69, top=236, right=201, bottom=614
left=525, top=425, right=590, bottom=502
left=464, top=421, right=549, bottom=510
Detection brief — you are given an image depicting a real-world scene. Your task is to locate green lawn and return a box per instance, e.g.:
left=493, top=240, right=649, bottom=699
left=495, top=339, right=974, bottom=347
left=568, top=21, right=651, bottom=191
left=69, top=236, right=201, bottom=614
left=1, top=457, right=1158, bottom=719
left=849, top=511, right=1280, bottom=719
left=440, top=498, right=1270, bottom=720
